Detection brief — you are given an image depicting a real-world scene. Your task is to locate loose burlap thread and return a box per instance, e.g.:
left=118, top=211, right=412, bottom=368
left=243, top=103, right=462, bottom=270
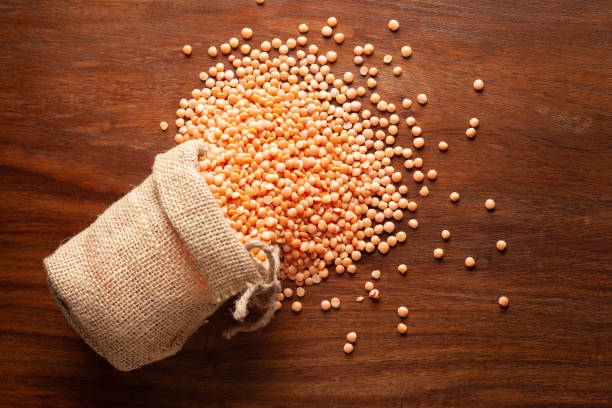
left=44, top=140, right=281, bottom=371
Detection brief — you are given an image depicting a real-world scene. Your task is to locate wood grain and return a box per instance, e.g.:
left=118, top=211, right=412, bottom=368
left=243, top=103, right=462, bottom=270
left=0, top=0, right=611, bottom=406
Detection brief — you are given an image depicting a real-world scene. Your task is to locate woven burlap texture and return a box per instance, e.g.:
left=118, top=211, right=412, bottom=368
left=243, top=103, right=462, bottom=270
left=44, top=140, right=280, bottom=371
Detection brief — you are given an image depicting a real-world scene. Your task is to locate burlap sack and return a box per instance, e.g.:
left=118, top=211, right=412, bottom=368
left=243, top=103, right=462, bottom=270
left=44, top=140, right=281, bottom=371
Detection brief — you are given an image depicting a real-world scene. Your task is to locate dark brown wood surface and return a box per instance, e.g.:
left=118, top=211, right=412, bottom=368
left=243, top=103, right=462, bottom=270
left=1, top=1, right=611, bottom=406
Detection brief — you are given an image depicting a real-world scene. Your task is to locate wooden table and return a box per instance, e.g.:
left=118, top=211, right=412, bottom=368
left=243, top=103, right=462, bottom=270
left=1, top=1, right=610, bottom=406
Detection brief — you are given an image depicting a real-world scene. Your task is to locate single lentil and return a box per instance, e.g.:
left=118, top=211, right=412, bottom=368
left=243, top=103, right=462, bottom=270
left=331, top=297, right=341, bottom=309
left=241, top=27, right=253, bottom=39
left=292, top=301, right=303, bottom=312
left=388, top=19, right=399, bottom=31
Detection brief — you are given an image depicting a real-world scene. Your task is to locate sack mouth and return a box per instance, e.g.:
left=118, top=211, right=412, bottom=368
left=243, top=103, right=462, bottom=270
left=153, top=140, right=268, bottom=300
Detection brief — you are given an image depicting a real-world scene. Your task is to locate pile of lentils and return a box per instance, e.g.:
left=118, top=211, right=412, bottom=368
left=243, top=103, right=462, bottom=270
left=165, top=13, right=508, bottom=354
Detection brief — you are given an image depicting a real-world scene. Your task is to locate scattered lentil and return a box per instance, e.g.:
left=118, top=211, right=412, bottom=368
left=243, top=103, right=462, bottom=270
left=397, top=323, right=408, bottom=334
left=417, top=93, right=428, bottom=104
left=465, top=257, right=476, bottom=268
left=371, top=269, right=381, bottom=279
left=343, top=342, right=354, bottom=354
left=470, top=117, right=479, bottom=127
left=473, top=79, right=484, bottom=91
left=182, top=44, right=192, bottom=56
left=441, top=230, right=451, bottom=240
left=292, top=301, right=303, bottom=312
left=331, top=297, right=341, bottom=309
left=321, top=299, right=331, bottom=311
left=388, top=19, right=400, bottom=31
left=434, top=248, right=444, bottom=259
left=485, top=199, right=496, bottom=210
left=498, top=296, right=509, bottom=308
left=401, top=45, right=412, bottom=57
left=241, top=27, right=253, bottom=39
left=346, top=332, right=357, bottom=343
left=496, top=240, right=507, bottom=251
left=398, top=264, right=407, bottom=274
left=450, top=192, right=461, bottom=202
left=220, top=43, right=231, bottom=54
left=397, top=306, right=409, bottom=318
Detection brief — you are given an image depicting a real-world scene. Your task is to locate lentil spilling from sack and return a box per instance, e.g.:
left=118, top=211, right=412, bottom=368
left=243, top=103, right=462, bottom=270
left=172, top=17, right=509, bottom=340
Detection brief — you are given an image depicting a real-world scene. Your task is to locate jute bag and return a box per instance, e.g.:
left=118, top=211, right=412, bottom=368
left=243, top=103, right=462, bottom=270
left=44, top=140, right=281, bottom=371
